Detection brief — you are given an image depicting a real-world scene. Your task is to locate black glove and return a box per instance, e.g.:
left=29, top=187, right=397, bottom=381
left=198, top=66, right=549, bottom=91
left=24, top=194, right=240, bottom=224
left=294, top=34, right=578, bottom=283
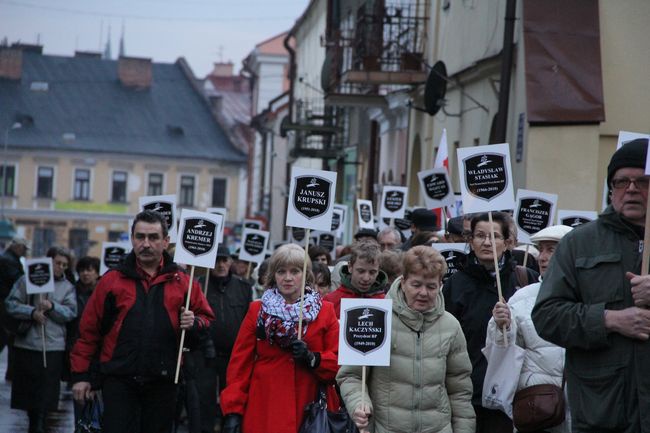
left=290, top=339, right=320, bottom=368
left=222, top=414, right=242, bottom=433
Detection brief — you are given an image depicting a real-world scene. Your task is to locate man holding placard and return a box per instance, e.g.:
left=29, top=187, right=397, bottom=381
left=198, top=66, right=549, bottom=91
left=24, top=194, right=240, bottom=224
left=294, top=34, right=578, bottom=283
left=533, top=138, right=650, bottom=433
left=71, top=210, right=214, bottom=433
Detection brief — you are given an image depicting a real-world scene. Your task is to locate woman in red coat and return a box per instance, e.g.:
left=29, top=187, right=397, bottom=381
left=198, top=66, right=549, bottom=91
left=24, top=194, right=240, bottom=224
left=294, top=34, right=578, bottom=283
left=220, top=243, right=340, bottom=433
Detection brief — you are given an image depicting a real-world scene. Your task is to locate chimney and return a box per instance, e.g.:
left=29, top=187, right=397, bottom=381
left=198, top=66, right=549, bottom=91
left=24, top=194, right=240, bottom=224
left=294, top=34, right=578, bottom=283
left=0, top=49, right=22, bottom=80
left=118, top=56, right=152, bottom=88
left=211, top=62, right=234, bottom=78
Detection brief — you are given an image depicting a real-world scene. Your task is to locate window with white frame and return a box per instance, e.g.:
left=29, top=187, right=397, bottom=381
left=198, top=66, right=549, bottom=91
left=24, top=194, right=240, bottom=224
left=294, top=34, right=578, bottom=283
left=179, top=175, right=195, bottom=207
left=74, top=168, right=91, bottom=200
left=148, top=172, right=164, bottom=196
left=212, top=177, right=227, bottom=207
left=111, top=171, right=128, bottom=203
left=36, top=166, right=54, bottom=198
left=0, top=165, right=16, bottom=197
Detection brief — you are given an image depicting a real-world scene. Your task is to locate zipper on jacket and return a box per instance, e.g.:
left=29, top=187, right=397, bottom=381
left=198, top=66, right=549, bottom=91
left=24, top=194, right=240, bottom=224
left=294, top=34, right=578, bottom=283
left=415, top=330, right=422, bottom=433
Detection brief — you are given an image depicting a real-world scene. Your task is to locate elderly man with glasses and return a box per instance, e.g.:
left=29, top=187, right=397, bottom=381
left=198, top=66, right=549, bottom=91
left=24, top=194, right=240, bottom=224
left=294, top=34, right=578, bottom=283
left=533, top=138, right=650, bottom=433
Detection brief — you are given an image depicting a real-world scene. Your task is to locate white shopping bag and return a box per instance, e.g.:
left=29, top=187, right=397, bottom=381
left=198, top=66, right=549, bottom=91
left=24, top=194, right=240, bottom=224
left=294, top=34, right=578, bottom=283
left=481, top=342, right=525, bottom=418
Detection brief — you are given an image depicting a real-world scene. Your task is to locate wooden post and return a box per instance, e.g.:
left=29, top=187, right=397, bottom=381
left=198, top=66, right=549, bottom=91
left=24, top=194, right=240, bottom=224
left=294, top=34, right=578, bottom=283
left=523, top=244, right=530, bottom=268
left=488, top=211, right=508, bottom=345
left=246, top=262, right=252, bottom=280
left=40, top=293, right=47, bottom=368
left=360, top=365, right=367, bottom=407
left=203, top=268, right=210, bottom=297
left=297, top=228, right=311, bottom=340
left=643, top=206, right=650, bottom=275
left=174, top=265, right=195, bottom=384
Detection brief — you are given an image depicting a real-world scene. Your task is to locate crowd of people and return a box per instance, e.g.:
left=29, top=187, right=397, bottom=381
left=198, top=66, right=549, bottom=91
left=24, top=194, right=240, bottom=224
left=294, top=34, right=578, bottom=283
left=0, top=137, right=648, bottom=433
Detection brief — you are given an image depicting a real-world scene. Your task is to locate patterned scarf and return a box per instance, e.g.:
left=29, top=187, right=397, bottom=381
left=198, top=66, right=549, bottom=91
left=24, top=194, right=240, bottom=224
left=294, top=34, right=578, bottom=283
left=258, top=288, right=322, bottom=348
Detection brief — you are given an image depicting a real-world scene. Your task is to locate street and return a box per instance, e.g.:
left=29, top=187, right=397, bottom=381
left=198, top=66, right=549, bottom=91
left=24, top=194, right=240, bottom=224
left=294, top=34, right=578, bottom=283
left=0, top=349, right=75, bottom=432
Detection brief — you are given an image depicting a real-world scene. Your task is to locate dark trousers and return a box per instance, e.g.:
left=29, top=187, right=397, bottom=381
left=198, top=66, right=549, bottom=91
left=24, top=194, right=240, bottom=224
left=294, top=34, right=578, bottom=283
left=102, top=376, right=177, bottom=433
left=475, top=405, right=514, bottom=433
left=195, top=354, right=229, bottom=433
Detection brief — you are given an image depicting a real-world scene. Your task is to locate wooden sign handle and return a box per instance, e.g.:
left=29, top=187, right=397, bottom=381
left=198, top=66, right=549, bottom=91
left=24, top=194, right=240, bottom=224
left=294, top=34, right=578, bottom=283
left=174, top=265, right=195, bottom=384
left=203, top=268, right=210, bottom=297
left=488, top=211, right=508, bottom=345
left=360, top=365, right=367, bottom=408
left=642, top=204, right=650, bottom=275
left=297, top=228, right=311, bottom=340
left=40, top=293, right=47, bottom=368
left=522, top=244, right=530, bottom=269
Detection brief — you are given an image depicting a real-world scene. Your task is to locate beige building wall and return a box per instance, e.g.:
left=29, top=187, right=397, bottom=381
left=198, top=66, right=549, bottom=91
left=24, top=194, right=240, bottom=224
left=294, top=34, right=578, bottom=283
left=7, top=149, right=242, bottom=257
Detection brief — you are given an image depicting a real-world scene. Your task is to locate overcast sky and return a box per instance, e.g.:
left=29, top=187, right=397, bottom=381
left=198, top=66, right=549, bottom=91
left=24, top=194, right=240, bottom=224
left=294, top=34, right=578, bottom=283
left=0, top=0, right=309, bottom=77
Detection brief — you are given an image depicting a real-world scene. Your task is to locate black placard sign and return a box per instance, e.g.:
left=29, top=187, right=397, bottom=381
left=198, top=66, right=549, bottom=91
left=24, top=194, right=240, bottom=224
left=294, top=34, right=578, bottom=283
left=181, top=218, right=216, bottom=257
left=293, top=176, right=332, bottom=219
left=28, top=263, right=50, bottom=286
left=360, top=204, right=372, bottom=223
left=331, top=211, right=341, bottom=232
left=345, top=307, right=388, bottom=354
left=384, top=190, right=405, bottom=212
left=561, top=217, right=590, bottom=227
left=463, top=153, right=507, bottom=200
left=244, top=233, right=265, bottom=256
left=517, top=198, right=552, bottom=236
left=319, top=233, right=335, bottom=252
left=441, top=250, right=466, bottom=281
left=292, top=226, right=306, bottom=242
left=104, top=247, right=127, bottom=269
left=143, top=201, right=174, bottom=230
left=394, top=208, right=412, bottom=231
left=423, top=173, right=451, bottom=200
left=244, top=220, right=261, bottom=230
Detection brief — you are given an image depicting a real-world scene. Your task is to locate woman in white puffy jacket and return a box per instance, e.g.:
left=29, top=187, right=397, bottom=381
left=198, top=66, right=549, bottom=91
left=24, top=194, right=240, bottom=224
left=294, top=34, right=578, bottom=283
left=487, top=225, right=572, bottom=433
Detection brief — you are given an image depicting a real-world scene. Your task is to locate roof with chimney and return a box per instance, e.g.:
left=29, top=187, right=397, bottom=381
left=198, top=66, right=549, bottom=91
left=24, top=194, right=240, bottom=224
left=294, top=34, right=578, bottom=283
left=0, top=46, right=247, bottom=163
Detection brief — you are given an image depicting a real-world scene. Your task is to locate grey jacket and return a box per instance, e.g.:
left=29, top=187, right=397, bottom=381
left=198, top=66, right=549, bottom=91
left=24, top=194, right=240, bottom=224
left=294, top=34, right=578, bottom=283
left=337, top=277, right=475, bottom=433
left=532, top=206, right=650, bottom=432
left=5, top=275, right=77, bottom=352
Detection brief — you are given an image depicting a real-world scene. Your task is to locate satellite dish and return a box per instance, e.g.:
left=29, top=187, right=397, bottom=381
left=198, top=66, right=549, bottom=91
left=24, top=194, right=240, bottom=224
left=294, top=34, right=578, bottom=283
left=424, top=61, right=448, bottom=116
left=279, top=115, right=290, bottom=138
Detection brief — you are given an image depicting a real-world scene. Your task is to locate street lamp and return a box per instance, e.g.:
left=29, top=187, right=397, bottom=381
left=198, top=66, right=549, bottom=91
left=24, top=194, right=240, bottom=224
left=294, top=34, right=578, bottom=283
left=1, top=121, right=22, bottom=219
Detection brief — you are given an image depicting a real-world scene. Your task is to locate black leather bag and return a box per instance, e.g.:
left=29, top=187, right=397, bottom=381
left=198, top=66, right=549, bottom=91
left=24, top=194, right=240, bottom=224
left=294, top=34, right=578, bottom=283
left=299, top=387, right=358, bottom=433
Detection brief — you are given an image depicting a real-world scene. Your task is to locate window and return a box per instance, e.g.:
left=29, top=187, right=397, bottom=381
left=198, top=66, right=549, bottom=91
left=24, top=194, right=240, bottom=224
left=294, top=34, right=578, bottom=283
left=33, top=227, right=56, bottom=257
left=69, top=228, right=89, bottom=259
left=0, top=165, right=16, bottom=196
left=36, top=166, right=54, bottom=198
left=212, top=177, right=227, bottom=207
left=179, top=175, right=195, bottom=207
left=74, top=168, right=91, bottom=200
left=111, top=171, right=128, bottom=202
left=148, top=173, right=163, bottom=196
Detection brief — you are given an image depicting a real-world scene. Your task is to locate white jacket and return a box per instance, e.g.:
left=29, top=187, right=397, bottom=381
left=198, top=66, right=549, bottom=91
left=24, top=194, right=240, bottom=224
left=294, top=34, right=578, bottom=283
left=486, top=282, right=570, bottom=433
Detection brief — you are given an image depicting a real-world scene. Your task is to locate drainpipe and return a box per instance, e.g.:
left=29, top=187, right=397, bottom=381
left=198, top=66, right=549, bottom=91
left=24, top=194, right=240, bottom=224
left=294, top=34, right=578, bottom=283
left=493, top=0, right=516, bottom=143
left=283, top=30, right=297, bottom=123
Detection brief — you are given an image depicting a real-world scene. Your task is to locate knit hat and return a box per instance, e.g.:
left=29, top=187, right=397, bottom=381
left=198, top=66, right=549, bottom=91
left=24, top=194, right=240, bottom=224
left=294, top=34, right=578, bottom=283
left=607, top=138, right=649, bottom=186
left=411, top=208, right=439, bottom=231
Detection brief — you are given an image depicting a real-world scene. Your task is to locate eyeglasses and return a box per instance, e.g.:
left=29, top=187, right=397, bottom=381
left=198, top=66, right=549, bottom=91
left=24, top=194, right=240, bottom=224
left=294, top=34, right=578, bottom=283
left=472, top=232, right=505, bottom=242
left=611, top=177, right=650, bottom=190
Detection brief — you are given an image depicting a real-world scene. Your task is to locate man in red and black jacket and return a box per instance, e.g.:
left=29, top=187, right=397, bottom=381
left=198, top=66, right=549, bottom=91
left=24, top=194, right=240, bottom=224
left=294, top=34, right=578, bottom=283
left=71, top=210, right=215, bottom=433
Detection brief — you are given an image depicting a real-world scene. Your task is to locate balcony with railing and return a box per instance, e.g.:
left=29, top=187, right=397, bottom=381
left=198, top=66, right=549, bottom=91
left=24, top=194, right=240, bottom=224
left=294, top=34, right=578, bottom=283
left=282, top=99, right=348, bottom=159
left=322, top=1, right=429, bottom=104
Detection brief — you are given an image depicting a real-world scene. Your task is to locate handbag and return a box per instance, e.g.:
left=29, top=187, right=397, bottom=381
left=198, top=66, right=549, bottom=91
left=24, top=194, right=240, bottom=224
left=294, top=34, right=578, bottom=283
left=74, top=395, right=104, bottom=433
left=512, top=376, right=566, bottom=433
left=481, top=341, right=525, bottom=418
left=299, top=386, right=358, bottom=433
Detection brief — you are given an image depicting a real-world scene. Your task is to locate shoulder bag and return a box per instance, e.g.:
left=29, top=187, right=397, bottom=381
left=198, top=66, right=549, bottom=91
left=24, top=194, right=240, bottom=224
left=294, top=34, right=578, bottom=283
left=299, top=386, right=358, bottom=433
left=512, top=374, right=565, bottom=432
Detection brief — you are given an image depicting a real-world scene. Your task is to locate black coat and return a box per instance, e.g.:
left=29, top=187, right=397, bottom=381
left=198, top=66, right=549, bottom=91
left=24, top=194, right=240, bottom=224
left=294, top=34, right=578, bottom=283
left=442, top=251, right=538, bottom=405
left=202, top=273, right=252, bottom=355
left=0, top=249, right=24, bottom=328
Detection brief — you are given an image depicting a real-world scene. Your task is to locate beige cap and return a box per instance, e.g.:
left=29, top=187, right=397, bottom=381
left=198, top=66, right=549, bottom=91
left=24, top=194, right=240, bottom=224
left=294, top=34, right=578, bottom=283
left=530, top=225, right=573, bottom=244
